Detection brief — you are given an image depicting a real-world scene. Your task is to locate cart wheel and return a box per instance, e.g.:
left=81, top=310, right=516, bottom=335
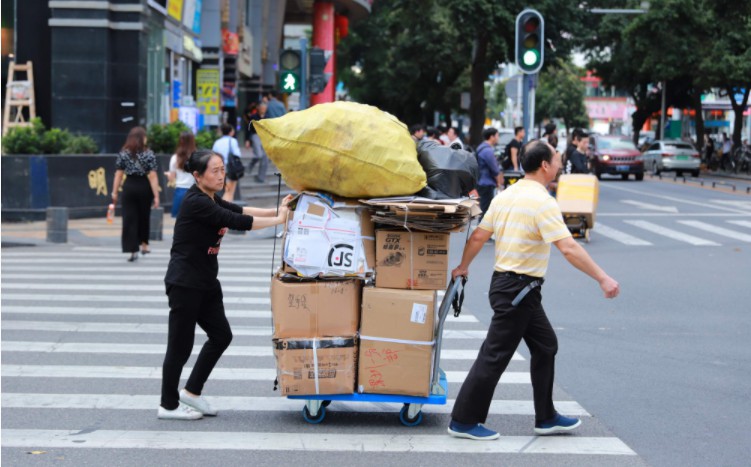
left=302, top=405, right=326, bottom=424
left=321, top=400, right=332, bottom=408
left=399, top=404, right=423, bottom=427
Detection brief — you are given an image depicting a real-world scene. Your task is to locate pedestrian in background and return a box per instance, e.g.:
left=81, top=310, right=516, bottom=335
left=426, top=127, right=442, bottom=143
left=242, top=102, right=258, bottom=149
left=721, top=132, right=732, bottom=170
left=503, top=126, right=525, bottom=171
left=410, top=124, right=426, bottom=143
left=476, top=128, right=502, bottom=220
left=439, top=126, right=450, bottom=145
left=565, top=131, right=590, bottom=174
left=159, top=149, right=292, bottom=420
left=564, top=128, right=583, bottom=165
left=212, top=123, right=243, bottom=202
left=166, top=132, right=196, bottom=218
left=447, top=127, right=465, bottom=150
left=111, top=126, right=160, bottom=262
left=447, top=140, right=619, bottom=440
left=247, top=101, right=269, bottom=183
left=703, top=132, right=715, bottom=165
left=264, top=90, right=287, bottom=118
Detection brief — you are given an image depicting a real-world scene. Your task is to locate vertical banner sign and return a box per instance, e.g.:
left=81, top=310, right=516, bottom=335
left=196, top=69, right=220, bottom=115
left=167, top=0, right=184, bottom=21
left=182, top=0, right=196, bottom=30
left=192, top=0, right=203, bottom=34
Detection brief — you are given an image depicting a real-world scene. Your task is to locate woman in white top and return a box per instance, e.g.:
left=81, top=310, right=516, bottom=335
left=212, top=123, right=243, bottom=201
left=166, top=132, right=197, bottom=218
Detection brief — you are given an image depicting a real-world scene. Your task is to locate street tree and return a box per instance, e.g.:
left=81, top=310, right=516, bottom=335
left=534, top=59, right=589, bottom=134
left=697, top=0, right=751, bottom=148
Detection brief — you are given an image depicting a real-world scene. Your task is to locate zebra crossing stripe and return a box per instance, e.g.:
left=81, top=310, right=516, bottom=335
left=623, top=220, right=720, bottom=246
left=0, top=321, right=487, bottom=338
left=1, top=283, right=271, bottom=294
left=0, top=306, right=479, bottom=323
left=0, top=258, right=274, bottom=265
left=0, top=429, right=636, bottom=455
left=1, top=341, right=505, bottom=360
left=0, top=294, right=269, bottom=304
left=0, top=266, right=273, bottom=274
left=1, top=393, right=583, bottom=415
left=0, top=365, right=529, bottom=384
left=727, top=220, right=751, bottom=229
left=1, top=274, right=275, bottom=284
left=593, top=223, right=652, bottom=245
left=677, top=220, right=751, bottom=243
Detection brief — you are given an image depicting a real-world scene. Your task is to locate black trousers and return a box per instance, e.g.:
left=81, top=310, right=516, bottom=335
left=477, top=185, right=496, bottom=221
left=451, top=271, right=558, bottom=424
left=121, top=175, right=153, bottom=253
left=161, top=283, right=233, bottom=410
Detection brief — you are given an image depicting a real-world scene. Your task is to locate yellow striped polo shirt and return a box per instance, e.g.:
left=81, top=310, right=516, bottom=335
left=478, top=179, right=571, bottom=277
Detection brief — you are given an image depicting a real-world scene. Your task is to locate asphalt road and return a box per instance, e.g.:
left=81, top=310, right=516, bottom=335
left=2, top=175, right=749, bottom=466
left=456, top=175, right=751, bottom=466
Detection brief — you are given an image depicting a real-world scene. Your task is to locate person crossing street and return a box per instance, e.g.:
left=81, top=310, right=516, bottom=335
left=447, top=140, right=620, bottom=440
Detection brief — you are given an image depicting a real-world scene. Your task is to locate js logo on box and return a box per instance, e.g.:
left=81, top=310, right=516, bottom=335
left=328, top=244, right=354, bottom=268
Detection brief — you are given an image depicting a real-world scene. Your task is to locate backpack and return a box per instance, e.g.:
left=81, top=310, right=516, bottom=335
left=501, top=142, right=514, bottom=170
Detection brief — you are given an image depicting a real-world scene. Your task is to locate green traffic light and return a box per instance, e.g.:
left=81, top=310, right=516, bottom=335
left=280, top=71, right=299, bottom=92
left=523, top=50, right=539, bottom=66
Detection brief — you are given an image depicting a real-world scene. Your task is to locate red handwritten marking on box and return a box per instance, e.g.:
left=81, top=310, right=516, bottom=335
left=363, top=347, right=401, bottom=387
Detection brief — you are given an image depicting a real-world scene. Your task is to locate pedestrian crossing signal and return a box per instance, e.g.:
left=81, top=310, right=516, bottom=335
left=515, top=9, right=544, bottom=74
left=279, top=49, right=302, bottom=93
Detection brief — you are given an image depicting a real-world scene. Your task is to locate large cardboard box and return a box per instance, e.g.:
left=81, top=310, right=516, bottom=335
left=271, top=277, right=361, bottom=338
left=274, top=337, right=358, bottom=396
left=283, top=193, right=376, bottom=278
left=358, top=287, right=437, bottom=396
left=556, top=174, right=599, bottom=227
left=375, top=230, right=450, bottom=290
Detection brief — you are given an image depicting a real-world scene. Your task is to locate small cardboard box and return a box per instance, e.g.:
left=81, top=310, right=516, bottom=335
left=375, top=230, right=450, bottom=290
left=271, top=277, right=361, bottom=339
left=274, top=337, right=357, bottom=396
left=283, top=193, right=375, bottom=278
left=358, top=287, right=436, bottom=396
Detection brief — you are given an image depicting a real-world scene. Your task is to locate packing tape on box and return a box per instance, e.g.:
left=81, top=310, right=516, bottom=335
left=359, top=335, right=436, bottom=347
left=312, top=338, right=320, bottom=394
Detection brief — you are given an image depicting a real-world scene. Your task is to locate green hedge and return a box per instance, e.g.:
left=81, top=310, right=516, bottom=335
left=1, top=118, right=99, bottom=155
left=147, top=121, right=219, bottom=154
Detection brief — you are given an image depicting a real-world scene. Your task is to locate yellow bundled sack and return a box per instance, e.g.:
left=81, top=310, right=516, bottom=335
left=253, top=101, right=427, bottom=198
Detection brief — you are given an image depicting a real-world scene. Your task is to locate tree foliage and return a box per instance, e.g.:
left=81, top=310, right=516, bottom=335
left=338, top=0, right=586, bottom=145
left=535, top=59, right=589, bottom=132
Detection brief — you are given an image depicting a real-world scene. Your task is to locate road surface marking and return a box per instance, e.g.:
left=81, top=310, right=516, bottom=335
left=1, top=283, right=272, bottom=294
left=0, top=305, right=478, bottom=323
left=0, top=341, right=502, bottom=359
left=677, top=220, right=751, bottom=243
left=0, top=365, right=525, bottom=384
left=620, top=200, right=678, bottom=213
left=0, top=321, right=487, bottom=339
left=0, top=294, right=268, bottom=305
left=600, top=183, right=749, bottom=214
left=624, top=220, right=721, bottom=246
left=0, top=429, right=635, bottom=455
left=593, top=223, right=653, bottom=245
left=709, top=200, right=751, bottom=210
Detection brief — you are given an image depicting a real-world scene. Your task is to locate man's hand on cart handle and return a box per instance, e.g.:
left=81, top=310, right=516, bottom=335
left=451, top=266, right=469, bottom=280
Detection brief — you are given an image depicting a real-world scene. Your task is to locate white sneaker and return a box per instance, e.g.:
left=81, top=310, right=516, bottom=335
left=180, top=389, right=218, bottom=416
left=157, top=402, right=203, bottom=420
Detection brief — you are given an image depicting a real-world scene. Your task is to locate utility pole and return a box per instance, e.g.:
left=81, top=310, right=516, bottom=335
left=660, top=81, right=666, bottom=140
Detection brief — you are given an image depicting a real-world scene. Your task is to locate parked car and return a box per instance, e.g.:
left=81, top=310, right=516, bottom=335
left=589, top=136, right=644, bottom=181
left=642, top=140, right=701, bottom=177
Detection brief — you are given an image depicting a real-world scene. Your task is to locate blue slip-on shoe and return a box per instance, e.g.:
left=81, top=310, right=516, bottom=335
left=447, top=420, right=500, bottom=440
left=534, top=413, right=582, bottom=435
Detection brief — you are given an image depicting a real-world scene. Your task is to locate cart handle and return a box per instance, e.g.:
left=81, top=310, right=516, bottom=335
left=431, top=277, right=467, bottom=390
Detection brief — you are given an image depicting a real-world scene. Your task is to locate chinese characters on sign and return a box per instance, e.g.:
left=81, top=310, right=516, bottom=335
left=196, top=69, right=220, bottom=116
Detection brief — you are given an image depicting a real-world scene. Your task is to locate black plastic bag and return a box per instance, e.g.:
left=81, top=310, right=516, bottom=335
left=415, top=140, right=478, bottom=199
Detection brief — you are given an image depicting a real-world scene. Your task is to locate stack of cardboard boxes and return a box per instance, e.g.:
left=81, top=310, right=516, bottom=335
left=272, top=194, right=476, bottom=398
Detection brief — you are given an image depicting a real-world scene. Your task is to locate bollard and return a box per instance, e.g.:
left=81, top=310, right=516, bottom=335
left=149, top=207, right=164, bottom=241
left=46, top=207, right=69, bottom=243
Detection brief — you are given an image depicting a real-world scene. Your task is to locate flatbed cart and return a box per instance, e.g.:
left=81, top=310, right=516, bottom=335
left=556, top=174, right=600, bottom=243
left=288, top=277, right=467, bottom=426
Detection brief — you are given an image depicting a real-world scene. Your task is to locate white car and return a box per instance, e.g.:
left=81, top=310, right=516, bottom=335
left=642, top=140, right=701, bottom=177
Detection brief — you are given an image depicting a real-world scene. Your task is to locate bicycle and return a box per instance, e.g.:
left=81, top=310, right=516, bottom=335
left=732, top=146, right=751, bottom=174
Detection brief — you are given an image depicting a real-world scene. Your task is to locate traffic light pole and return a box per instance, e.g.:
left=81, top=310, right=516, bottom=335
left=299, top=37, right=308, bottom=111
left=521, top=73, right=537, bottom=144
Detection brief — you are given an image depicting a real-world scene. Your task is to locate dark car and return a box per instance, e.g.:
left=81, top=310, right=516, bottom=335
left=589, top=136, right=644, bottom=181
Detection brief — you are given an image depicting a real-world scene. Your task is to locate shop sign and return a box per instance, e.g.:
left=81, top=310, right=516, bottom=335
left=196, top=69, right=220, bottom=116
left=167, top=0, right=184, bottom=21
